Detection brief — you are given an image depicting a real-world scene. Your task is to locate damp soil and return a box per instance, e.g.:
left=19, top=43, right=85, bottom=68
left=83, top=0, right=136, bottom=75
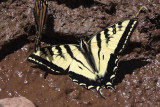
left=0, top=0, right=160, bottom=107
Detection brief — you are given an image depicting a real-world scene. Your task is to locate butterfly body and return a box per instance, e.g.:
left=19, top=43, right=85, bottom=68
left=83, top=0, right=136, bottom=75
left=28, top=19, right=138, bottom=98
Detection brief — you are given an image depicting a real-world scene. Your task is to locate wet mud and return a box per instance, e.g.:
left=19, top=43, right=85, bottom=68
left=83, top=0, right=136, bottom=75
left=0, top=0, right=160, bottom=107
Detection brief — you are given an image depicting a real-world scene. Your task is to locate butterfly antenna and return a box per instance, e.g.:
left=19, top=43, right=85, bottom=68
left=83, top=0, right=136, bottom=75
left=136, top=6, right=148, bottom=17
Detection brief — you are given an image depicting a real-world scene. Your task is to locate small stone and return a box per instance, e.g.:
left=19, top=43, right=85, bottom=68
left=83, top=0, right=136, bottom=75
left=0, top=97, right=36, bottom=107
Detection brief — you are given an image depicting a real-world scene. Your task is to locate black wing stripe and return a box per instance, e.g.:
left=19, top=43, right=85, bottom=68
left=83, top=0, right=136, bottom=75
left=40, top=48, right=47, bottom=55
left=65, top=45, right=93, bottom=73
left=55, top=45, right=65, bottom=58
left=96, top=33, right=101, bottom=71
left=69, top=71, right=97, bottom=88
left=104, top=54, right=118, bottom=82
left=96, top=33, right=101, bottom=57
left=64, top=45, right=75, bottom=58
left=118, top=21, right=123, bottom=31
left=74, top=58, right=93, bottom=73
left=28, top=54, right=65, bottom=72
left=104, top=29, right=110, bottom=44
left=55, top=45, right=62, bottom=54
left=47, top=46, right=54, bottom=55
left=115, top=20, right=138, bottom=54
left=111, top=24, right=116, bottom=34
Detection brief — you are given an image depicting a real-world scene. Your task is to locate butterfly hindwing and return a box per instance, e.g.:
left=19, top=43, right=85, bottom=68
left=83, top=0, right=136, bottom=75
left=69, top=50, right=99, bottom=89
left=28, top=45, right=79, bottom=74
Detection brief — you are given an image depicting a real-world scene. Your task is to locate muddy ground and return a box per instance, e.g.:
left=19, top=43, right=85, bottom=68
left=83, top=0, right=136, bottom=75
left=0, top=0, right=160, bottom=107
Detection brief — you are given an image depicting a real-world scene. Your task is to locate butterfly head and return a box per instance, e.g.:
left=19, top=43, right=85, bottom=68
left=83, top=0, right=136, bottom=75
left=96, top=78, right=103, bottom=84
left=96, top=77, right=105, bottom=86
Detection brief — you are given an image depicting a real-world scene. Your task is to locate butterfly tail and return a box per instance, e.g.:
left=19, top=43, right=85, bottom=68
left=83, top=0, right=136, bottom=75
left=96, top=86, right=106, bottom=99
left=105, top=82, right=116, bottom=92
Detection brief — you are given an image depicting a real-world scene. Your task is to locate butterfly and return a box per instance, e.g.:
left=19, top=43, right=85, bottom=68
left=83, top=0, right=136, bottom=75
left=34, top=0, right=48, bottom=52
left=28, top=19, right=138, bottom=98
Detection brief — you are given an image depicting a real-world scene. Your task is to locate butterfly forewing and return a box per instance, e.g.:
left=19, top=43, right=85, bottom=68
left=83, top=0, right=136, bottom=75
left=89, top=20, right=138, bottom=54
left=34, top=0, right=48, bottom=51
left=28, top=45, right=79, bottom=74
left=88, top=20, right=138, bottom=77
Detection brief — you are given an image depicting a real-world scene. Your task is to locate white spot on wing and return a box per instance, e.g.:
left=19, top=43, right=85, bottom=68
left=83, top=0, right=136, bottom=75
left=72, top=79, right=78, bottom=82
left=79, top=83, right=86, bottom=86
left=88, top=85, right=94, bottom=89
left=110, top=74, right=115, bottom=80
left=106, top=82, right=112, bottom=86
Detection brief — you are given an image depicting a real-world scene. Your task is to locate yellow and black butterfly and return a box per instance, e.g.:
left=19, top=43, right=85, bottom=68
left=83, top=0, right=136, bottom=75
left=28, top=19, right=138, bottom=98
left=34, top=0, right=48, bottom=52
